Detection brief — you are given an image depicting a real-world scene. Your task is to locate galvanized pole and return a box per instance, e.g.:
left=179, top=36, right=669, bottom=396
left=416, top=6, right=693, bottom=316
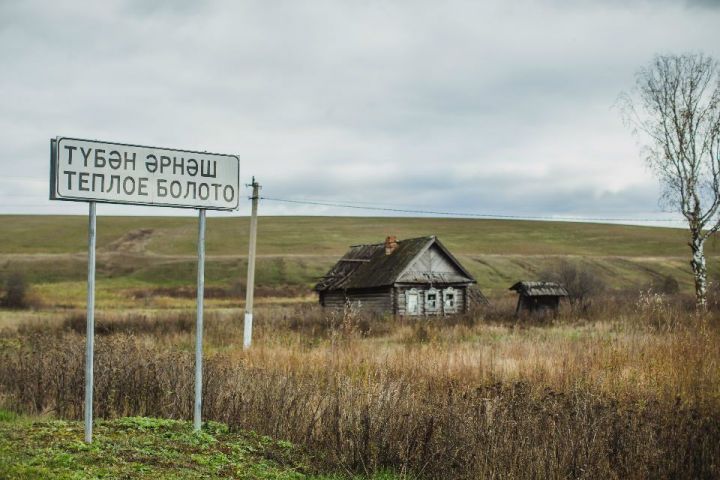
left=243, top=178, right=260, bottom=349
left=84, top=201, right=97, bottom=443
left=194, top=209, right=206, bottom=432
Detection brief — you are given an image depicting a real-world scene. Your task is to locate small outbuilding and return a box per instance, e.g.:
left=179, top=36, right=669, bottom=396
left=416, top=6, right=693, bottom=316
left=316, top=235, right=480, bottom=316
left=510, top=281, right=569, bottom=315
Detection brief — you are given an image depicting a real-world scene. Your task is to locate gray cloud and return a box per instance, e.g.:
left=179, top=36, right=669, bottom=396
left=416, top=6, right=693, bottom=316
left=0, top=0, right=717, bottom=226
left=680, top=0, right=720, bottom=8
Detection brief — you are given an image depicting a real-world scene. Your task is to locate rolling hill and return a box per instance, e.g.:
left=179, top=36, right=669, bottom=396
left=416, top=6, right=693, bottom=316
left=0, top=215, right=716, bottom=304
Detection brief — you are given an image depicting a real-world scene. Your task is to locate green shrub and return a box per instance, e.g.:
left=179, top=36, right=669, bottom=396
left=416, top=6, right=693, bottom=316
left=1, top=272, right=28, bottom=309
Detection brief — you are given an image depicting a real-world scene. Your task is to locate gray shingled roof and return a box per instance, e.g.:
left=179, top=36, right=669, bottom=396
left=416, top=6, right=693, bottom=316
left=316, top=236, right=475, bottom=291
left=509, top=281, right=569, bottom=297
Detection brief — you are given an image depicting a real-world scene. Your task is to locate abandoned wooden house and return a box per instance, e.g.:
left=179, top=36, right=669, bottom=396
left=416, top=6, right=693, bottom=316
left=509, top=281, right=569, bottom=314
left=316, top=235, right=479, bottom=316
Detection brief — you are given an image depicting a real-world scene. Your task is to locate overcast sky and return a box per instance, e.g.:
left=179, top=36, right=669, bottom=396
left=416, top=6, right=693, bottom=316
left=1, top=0, right=719, bottom=224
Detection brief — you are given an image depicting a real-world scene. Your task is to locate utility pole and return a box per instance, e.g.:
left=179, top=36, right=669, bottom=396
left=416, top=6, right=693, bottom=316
left=243, top=177, right=260, bottom=349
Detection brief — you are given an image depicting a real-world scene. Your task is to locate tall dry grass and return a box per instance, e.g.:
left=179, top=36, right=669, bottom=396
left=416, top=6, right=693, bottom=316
left=1, top=295, right=719, bottom=478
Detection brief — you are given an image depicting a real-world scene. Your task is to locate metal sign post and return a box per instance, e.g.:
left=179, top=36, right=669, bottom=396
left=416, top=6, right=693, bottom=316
left=194, top=209, right=206, bottom=432
left=49, top=136, right=240, bottom=443
left=85, top=201, right=97, bottom=443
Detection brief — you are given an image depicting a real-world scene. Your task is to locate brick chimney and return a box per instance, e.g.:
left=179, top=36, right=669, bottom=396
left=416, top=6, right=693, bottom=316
left=385, top=235, right=398, bottom=255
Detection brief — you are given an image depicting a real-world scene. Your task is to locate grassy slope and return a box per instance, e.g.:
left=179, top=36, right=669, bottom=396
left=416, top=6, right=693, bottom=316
left=0, top=215, right=707, bottom=256
left=1, top=215, right=718, bottom=299
left=0, top=413, right=391, bottom=479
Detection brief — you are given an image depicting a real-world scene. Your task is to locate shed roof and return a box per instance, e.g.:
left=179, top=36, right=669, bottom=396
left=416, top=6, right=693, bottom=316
left=315, top=236, right=475, bottom=291
left=509, top=281, right=569, bottom=297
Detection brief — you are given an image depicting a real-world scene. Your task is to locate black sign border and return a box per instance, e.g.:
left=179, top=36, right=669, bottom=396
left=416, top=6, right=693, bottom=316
left=50, top=137, right=241, bottom=211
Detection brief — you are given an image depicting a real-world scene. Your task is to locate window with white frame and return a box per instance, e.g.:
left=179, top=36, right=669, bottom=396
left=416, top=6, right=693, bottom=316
left=405, top=288, right=419, bottom=315
left=443, top=287, right=456, bottom=313
left=425, top=288, right=439, bottom=313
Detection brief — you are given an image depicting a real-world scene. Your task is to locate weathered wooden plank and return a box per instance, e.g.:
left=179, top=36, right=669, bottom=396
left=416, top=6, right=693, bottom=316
left=320, top=288, right=393, bottom=312
left=395, top=286, right=467, bottom=317
left=320, top=285, right=469, bottom=316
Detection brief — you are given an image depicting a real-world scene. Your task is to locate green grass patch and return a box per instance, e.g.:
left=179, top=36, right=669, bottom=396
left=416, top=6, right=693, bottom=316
left=0, top=409, right=18, bottom=422
left=0, top=416, right=391, bottom=479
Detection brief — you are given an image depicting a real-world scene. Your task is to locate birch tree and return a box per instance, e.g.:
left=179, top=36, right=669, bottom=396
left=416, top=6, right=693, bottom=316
left=622, top=53, right=720, bottom=309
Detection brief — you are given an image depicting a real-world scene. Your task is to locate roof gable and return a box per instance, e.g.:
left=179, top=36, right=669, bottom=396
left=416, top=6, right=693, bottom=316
left=316, top=236, right=475, bottom=291
left=397, top=242, right=475, bottom=285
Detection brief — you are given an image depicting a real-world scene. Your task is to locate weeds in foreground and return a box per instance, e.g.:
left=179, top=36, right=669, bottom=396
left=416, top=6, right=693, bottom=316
left=1, top=299, right=719, bottom=478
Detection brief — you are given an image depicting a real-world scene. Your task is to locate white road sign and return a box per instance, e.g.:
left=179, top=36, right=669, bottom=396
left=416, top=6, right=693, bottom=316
left=50, top=137, right=240, bottom=210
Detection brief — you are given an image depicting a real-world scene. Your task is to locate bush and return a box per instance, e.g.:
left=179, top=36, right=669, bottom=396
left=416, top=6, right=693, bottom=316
left=1, top=272, right=28, bottom=309
left=61, top=312, right=195, bottom=336
left=653, top=274, right=680, bottom=295
left=541, top=260, right=606, bottom=312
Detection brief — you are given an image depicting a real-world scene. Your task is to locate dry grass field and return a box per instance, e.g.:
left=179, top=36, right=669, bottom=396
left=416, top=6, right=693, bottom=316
left=1, top=216, right=720, bottom=478
left=1, top=297, right=719, bottom=478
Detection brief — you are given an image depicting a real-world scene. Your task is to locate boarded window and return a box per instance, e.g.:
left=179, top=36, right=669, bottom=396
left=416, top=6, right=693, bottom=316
left=406, top=289, right=419, bottom=315
left=443, top=287, right=456, bottom=313
left=425, top=288, right=439, bottom=313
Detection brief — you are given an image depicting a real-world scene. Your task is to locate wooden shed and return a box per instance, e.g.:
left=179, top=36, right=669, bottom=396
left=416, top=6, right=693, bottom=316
left=316, top=236, right=479, bottom=316
left=510, top=281, right=569, bottom=315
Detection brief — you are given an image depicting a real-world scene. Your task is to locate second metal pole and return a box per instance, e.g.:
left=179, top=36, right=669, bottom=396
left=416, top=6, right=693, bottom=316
left=194, top=209, right=206, bottom=432
left=84, top=201, right=97, bottom=443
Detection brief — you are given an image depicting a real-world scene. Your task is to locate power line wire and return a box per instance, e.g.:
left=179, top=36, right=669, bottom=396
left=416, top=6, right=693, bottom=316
left=260, top=196, right=684, bottom=223
left=0, top=196, right=686, bottom=223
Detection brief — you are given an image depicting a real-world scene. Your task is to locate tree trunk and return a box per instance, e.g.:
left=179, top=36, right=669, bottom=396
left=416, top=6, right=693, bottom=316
left=690, top=235, right=708, bottom=310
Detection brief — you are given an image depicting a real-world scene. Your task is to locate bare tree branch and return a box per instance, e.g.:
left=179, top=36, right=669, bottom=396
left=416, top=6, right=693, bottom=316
left=621, top=53, right=720, bottom=309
